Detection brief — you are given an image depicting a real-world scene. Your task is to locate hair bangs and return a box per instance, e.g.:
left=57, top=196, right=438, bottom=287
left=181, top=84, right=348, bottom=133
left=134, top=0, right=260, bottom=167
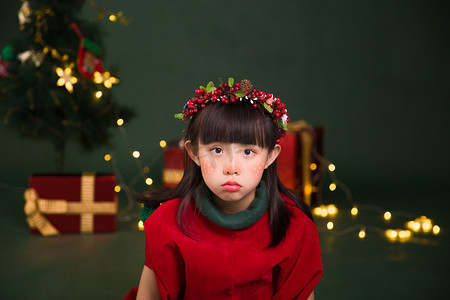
left=189, top=101, right=277, bottom=149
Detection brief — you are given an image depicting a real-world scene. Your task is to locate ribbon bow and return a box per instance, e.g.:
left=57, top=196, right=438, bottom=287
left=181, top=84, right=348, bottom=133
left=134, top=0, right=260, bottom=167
left=24, top=188, right=60, bottom=236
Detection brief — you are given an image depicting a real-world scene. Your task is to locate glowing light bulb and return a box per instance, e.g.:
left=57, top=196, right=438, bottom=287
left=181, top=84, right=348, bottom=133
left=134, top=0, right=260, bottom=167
left=160, top=140, right=167, bottom=148
left=313, top=205, right=337, bottom=218
left=320, top=205, right=328, bottom=217
left=55, top=67, right=77, bottom=93
left=329, top=183, right=337, bottom=191
left=433, top=225, right=440, bottom=235
left=413, top=222, right=420, bottom=232
left=145, top=177, right=153, bottom=185
left=94, top=71, right=103, bottom=84
left=386, top=229, right=397, bottom=239
left=407, top=221, right=420, bottom=232
left=114, top=185, right=121, bottom=193
left=102, top=71, right=119, bottom=88
left=406, top=221, right=414, bottom=230
left=117, top=118, right=124, bottom=126
left=384, top=211, right=392, bottom=221
left=359, top=229, right=366, bottom=239
left=327, top=222, right=334, bottom=230
left=327, top=204, right=338, bottom=216
left=104, top=154, right=111, bottom=161
left=138, top=220, right=144, bottom=231
left=351, top=207, right=358, bottom=216
left=303, top=184, right=313, bottom=196
left=398, top=230, right=411, bottom=239
left=422, top=219, right=432, bottom=232
left=313, top=206, right=326, bottom=217
left=310, top=163, right=317, bottom=171
left=313, top=206, right=322, bottom=216
left=132, top=151, right=140, bottom=158
left=328, top=164, right=336, bottom=172
left=109, top=14, right=117, bottom=22
left=95, top=91, right=103, bottom=99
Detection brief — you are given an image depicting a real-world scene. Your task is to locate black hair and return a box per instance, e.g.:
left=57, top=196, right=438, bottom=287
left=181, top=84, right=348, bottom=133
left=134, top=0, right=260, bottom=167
left=138, top=100, right=313, bottom=247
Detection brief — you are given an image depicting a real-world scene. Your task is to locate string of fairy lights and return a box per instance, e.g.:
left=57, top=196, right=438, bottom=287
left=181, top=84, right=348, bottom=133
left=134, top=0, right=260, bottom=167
left=87, top=0, right=130, bottom=25
left=311, top=158, right=440, bottom=242
left=293, top=126, right=442, bottom=242
left=104, top=118, right=165, bottom=224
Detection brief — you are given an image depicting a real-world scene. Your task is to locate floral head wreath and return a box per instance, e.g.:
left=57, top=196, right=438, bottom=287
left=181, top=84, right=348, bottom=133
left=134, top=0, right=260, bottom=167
left=175, top=78, right=289, bottom=143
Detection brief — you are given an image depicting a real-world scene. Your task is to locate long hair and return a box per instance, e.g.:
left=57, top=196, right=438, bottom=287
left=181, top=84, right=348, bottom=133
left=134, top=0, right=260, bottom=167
left=137, top=100, right=313, bottom=247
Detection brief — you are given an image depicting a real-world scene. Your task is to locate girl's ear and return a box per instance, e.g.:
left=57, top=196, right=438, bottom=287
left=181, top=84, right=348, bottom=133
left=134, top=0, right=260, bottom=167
left=185, top=140, right=200, bottom=166
left=264, top=144, right=281, bottom=169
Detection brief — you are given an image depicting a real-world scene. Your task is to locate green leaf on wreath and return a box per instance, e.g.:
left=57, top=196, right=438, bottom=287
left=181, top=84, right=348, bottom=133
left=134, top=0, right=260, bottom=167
left=174, top=113, right=184, bottom=119
left=263, top=102, right=273, bottom=113
left=206, top=81, right=216, bottom=93
left=234, top=90, right=245, bottom=98
left=218, top=77, right=224, bottom=85
left=228, top=77, right=234, bottom=87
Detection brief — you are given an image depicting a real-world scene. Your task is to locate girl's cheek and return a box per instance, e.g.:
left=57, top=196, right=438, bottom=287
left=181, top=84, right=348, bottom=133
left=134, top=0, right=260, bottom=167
left=252, top=162, right=265, bottom=177
left=200, top=159, right=215, bottom=174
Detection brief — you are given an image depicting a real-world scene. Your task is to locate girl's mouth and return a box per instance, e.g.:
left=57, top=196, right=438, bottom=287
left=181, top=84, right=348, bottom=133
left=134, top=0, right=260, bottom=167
left=222, top=181, right=241, bottom=191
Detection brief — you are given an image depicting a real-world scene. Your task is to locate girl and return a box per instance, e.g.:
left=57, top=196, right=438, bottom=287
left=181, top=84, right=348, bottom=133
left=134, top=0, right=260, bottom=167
left=126, top=78, right=323, bottom=300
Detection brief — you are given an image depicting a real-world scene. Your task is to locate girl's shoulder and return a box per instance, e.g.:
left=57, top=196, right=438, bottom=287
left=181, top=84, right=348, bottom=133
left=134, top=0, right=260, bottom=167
left=143, top=198, right=186, bottom=249
left=280, top=193, right=300, bottom=211
left=280, top=193, right=316, bottom=229
left=143, top=197, right=183, bottom=225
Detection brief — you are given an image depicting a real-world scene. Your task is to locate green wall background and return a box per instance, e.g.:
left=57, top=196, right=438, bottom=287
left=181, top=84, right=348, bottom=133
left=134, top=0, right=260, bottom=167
left=1, top=0, right=449, bottom=200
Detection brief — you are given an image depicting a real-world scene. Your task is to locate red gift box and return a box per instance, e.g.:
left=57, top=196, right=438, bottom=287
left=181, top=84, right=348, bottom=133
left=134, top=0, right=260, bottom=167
left=163, top=141, right=187, bottom=188
left=277, top=120, right=324, bottom=206
left=24, top=173, right=117, bottom=236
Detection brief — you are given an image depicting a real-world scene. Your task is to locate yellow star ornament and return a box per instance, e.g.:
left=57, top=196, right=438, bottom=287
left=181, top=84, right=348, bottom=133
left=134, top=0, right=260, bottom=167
left=56, top=67, right=78, bottom=93
left=93, top=71, right=119, bottom=88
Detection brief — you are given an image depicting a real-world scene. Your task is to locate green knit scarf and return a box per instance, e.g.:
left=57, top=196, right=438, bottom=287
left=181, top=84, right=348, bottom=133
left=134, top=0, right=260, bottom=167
left=195, top=182, right=269, bottom=230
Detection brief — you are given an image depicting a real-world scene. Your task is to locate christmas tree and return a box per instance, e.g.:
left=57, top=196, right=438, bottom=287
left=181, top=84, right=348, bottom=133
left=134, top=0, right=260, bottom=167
left=0, top=0, right=133, bottom=172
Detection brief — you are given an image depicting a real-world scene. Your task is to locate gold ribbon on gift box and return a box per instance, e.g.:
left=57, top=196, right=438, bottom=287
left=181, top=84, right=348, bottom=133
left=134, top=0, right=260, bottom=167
left=163, top=169, right=184, bottom=186
left=24, top=173, right=117, bottom=236
left=287, top=120, right=321, bottom=206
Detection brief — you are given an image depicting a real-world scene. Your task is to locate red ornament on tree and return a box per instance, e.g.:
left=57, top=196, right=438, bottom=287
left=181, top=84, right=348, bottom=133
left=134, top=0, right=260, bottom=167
left=0, top=59, right=9, bottom=78
left=72, top=23, right=104, bottom=79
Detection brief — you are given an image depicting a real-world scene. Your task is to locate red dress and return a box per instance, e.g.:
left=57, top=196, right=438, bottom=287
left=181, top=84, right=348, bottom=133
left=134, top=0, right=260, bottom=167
left=125, top=194, right=322, bottom=299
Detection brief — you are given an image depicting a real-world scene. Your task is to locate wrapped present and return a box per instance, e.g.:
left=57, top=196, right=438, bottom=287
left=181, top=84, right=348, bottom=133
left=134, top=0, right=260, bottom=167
left=277, top=120, right=324, bottom=206
left=162, top=140, right=186, bottom=188
left=24, top=173, right=118, bottom=236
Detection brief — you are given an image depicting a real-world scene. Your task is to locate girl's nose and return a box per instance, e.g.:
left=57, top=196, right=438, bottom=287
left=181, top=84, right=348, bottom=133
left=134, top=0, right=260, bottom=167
left=223, top=162, right=240, bottom=175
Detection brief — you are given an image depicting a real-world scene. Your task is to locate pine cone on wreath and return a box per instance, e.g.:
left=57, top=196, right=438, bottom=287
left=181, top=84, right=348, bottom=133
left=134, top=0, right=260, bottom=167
left=240, top=79, right=253, bottom=92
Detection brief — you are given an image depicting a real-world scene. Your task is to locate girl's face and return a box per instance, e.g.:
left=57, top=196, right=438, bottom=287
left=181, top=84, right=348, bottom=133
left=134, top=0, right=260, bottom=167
left=186, top=141, right=280, bottom=214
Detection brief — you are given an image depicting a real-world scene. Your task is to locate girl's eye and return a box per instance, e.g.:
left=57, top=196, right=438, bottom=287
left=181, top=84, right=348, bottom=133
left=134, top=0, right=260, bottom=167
left=211, top=147, right=223, bottom=154
left=243, top=149, right=254, bottom=156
